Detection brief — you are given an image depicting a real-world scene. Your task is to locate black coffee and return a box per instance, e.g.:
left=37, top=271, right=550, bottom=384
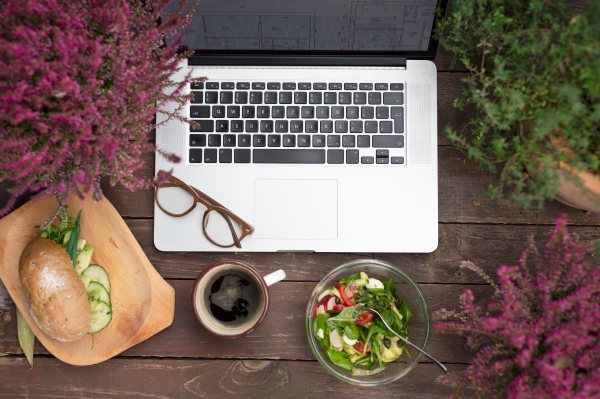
left=206, top=270, right=262, bottom=326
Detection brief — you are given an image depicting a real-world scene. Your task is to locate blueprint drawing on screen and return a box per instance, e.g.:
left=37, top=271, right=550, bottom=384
left=167, top=0, right=437, bottom=52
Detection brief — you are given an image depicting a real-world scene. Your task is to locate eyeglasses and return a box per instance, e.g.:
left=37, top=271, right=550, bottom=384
left=154, top=170, right=254, bottom=248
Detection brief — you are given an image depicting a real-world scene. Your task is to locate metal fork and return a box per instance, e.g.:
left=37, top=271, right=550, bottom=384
left=363, top=307, right=448, bottom=374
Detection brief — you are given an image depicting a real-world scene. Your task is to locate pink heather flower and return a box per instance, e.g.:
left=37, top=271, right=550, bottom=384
left=433, top=215, right=600, bottom=398
left=0, top=0, right=204, bottom=223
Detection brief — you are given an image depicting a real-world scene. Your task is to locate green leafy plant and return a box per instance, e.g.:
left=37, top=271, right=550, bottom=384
left=436, top=0, right=600, bottom=209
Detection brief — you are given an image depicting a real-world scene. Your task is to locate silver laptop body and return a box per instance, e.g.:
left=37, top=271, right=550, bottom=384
left=155, top=1, right=441, bottom=253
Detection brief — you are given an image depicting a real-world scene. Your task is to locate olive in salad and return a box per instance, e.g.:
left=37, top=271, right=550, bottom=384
left=312, top=272, right=413, bottom=374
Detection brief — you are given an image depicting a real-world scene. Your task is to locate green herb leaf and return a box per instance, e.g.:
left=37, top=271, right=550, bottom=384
left=327, top=306, right=362, bottom=325
left=344, top=324, right=360, bottom=340
left=66, top=210, right=82, bottom=267
left=399, top=301, right=414, bottom=329
left=16, top=308, right=35, bottom=367
left=326, top=349, right=353, bottom=371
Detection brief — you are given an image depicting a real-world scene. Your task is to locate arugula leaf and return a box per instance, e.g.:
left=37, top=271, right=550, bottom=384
left=327, top=306, right=362, bottom=324
left=327, top=349, right=353, bottom=371
left=399, top=301, right=414, bottom=329
left=339, top=273, right=360, bottom=285
left=383, top=280, right=397, bottom=300
left=344, top=324, right=360, bottom=340
left=370, top=337, right=384, bottom=368
left=313, top=314, right=330, bottom=350
left=65, top=210, right=82, bottom=267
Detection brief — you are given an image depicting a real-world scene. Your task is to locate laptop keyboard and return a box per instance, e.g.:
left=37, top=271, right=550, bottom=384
left=188, top=81, right=405, bottom=165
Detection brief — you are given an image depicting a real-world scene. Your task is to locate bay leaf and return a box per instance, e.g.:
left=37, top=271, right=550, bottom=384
left=16, top=308, right=35, bottom=367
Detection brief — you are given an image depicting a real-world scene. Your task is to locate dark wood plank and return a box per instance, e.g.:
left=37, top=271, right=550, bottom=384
left=0, top=356, right=465, bottom=398
left=0, top=280, right=492, bottom=362
left=122, top=220, right=600, bottom=282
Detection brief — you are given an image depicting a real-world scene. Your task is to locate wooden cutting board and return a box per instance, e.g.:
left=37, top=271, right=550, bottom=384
left=0, top=192, right=175, bottom=365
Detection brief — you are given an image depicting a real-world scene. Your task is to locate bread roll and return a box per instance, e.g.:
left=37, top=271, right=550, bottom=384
left=19, top=237, right=92, bottom=342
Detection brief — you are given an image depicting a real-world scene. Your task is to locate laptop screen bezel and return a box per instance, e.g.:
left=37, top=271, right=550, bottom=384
left=187, top=0, right=448, bottom=63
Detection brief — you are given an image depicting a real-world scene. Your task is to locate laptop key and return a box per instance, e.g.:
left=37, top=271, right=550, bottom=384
left=380, top=121, right=393, bottom=133
left=272, top=106, right=285, bottom=118
left=346, top=149, right=359, bottom=164
left=190, top=134, right=206, bottom=146
left=376, top=157, right=389, bottom=164
left=302, top=106, right=315, bottom=118
left=257, top=106, right=270, bottom=118
left=275, top=120, right=288, bottom=132
left=309, top=92, right=322, bottom=104
left=237, top=82, right=250, bottom=89
left=375, top=83, right=388, bottom=90
left=316, top=106, right=329, bottom=118
left=222, top=82, right=235, bottom=89
left=346, top=106, right=359, bottom=119
left=373, top=135, right=404, bottom=148
left=339, top=92, right=352, bottom=104
left=314, top=83, right=327, bottom=90
left=361, top=156, right=374, bottom=164
left=253, top=134, right=266, bottom=147
left=219, top=149, right=233, bottom=163
left=204, top=148, right=217, bottom=163
left=249, top=91, right=262, bottom=104
left=391, top=83, right=404, bottom=91
left=268, top=134, right=281, bottom=147
left=206, top=82, right=219, bottom=89
left=190, top=120, right=214, bottom=132
left=191, top=82, right=204, bottom=90
left=294, top=92, right=307, bottom=104
left=283, top=134, right=296, bottom=147
left=234, top=149, right=251, bottom=163
left=205, top=91, right=218, bottom=103
left=216, top=120, right=228, bottom=132
left=260, top=120, right=274, bottom=133
left=342, top=135, right=355, bottom=147
left=283, top=83, right=296, bottom=90
left=354, top=92, right=367, bottom=104
left=320, top=120, right=333, bottom=133
left=359, top=83, right=373, bottom=90
left=235, top=91, right=248, bottom=104
left=369, top=92, right=382, bottom=105
left=264, top=92, right=277, bottom=104
left=252, top=82, right=265, bottom=90
left=246, top=120, right=258, bottom=132
left=191, top=91, right=203, bottom=103
left=376, top=106, right=389, bottom=119
left=298, top=135, right=311, bottom=147
left=238, top=134, right=251, bottom=146
left=287, top=106, right=299, bottom=118
left=313, top=135, right=326, bottom=147
left=290, top=120, right=303, bottom=133
left=331, top=106, right=344, bottom=119
left=299, top=83, right=311, bottom=90
left=335, top=121, right=348, bottom=133
left=208, top=134, right=221, bottom=147
left=280, top=92, right=292, bottom=104
left=350, top=121, right=363, bottom=133
left=327, top=135, right=341, bottom=147
left=357, top=135, right=370, bottom=147
left=344, top=83, right=358, bottom=90
left=242, top=106, right=255, bottom=118
left=267, top=82, right=281, bottom=90
left=223, top=134, right=236, bottom=147
left=383, top=92, right=404, bottom=105
left=253, top=149, right=326, bottom=164
left=364, top=120, right=378, bottom=133
left=329, top=83, right=342, bottom=90
left=231, top=120, right=244, bottom=132
left=212, top=106, right=225, bottom=118
left=327, top=149, right=344, bottom=164
left=189, top=149, right=202, bottom=163
left=190, top=105, right=210, bottom=119
left=324, top=92, right=337, bottom=104
left=391, top=107, right=404, bottom=133
left=305, top=120, right=318, bottom=133
left=391, top=156, right=405, bottom=164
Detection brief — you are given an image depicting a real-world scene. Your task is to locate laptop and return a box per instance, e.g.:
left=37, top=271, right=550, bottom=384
left=155, top=0, right=446, bottom=253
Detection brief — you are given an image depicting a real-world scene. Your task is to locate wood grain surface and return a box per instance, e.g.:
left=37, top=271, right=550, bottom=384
left=1, top=1, right=598, bottom=395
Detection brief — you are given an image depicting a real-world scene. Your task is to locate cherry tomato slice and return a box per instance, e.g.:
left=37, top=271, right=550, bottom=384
left=353, top=340, right=370, bottom=353
left=338, top=284, right=354, bottom=306
left=355, top=312, right=374, bottom=325
left=332, top=304, right=346, bottom=311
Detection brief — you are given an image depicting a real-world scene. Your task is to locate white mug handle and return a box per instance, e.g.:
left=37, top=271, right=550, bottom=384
left=263, top=269, right=286, bottom=287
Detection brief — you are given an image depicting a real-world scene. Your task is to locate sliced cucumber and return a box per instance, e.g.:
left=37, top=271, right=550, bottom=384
left=80, top=275, right=91, bottom=289
left=82, top=264, right=111, bottom=293
left=88, top=300, right=112, bottom=334
left=75, top=245, right=94, bottom=276
left=87, top=281, right=111, bottom=306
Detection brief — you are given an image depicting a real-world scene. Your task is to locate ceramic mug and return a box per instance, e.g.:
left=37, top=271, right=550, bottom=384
left=191, top=260, right=286, bottom=338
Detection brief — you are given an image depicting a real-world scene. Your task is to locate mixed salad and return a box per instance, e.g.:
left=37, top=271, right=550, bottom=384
left=312, top=272, right=413, bottom=374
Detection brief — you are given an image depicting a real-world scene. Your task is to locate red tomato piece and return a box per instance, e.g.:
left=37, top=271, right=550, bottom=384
left=332, top=304, right=346, bottom=311
left=355, top=312, right=374, bottom=325
left=338, top=284, right=354, bottom=306
left=353, top=340, right=370, bottom=353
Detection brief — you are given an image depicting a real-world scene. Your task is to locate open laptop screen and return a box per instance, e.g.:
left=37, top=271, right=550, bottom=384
left=168, top=0, right=445, bottom=59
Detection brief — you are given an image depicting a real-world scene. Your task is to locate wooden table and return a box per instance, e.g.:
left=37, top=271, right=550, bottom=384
left=2, top=23, right=599, bottom=398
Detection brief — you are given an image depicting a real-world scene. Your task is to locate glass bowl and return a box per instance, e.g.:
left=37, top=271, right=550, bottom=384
left=305, top=259, right=430, bottom=386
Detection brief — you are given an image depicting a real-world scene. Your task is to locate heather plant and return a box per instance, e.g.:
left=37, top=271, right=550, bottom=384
left=436, top=0, right=600, bottom=209
left=433, top=215, right=600, bottom=398
left=0, top=0, right=201, bottom=223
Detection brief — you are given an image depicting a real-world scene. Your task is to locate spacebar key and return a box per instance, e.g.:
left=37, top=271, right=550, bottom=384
left=253, top=149, right=325, bottom=164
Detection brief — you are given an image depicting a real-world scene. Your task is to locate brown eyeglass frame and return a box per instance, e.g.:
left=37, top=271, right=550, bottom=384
left=154, top=170, right=255, bottom=248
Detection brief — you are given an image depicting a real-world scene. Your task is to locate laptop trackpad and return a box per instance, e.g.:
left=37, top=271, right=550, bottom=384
left=254, top=179, right=338, bottom=240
